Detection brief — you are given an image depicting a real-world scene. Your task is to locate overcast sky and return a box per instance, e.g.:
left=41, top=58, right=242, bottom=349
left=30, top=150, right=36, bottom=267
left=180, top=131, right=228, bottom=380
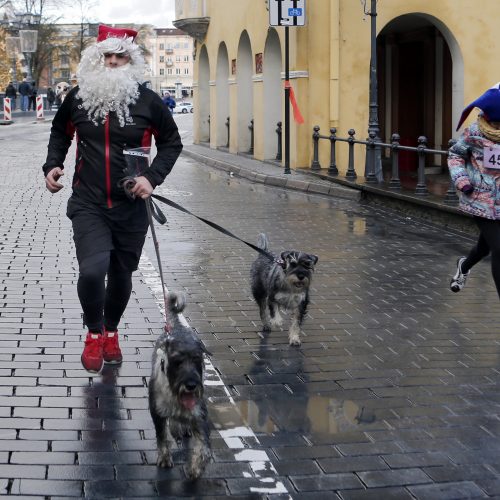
left=48, top=0, right=176, bottom=27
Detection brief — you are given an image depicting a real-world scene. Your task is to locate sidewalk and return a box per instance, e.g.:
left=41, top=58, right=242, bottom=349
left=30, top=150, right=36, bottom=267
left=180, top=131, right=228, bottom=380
left=183, top=143, right=361, bottom=202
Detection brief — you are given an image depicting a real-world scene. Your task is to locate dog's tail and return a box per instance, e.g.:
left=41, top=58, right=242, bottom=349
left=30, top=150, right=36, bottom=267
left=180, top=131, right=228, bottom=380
left=257, top=233, right=269, bottom=251
left=167, top=291, right=186, bottom=315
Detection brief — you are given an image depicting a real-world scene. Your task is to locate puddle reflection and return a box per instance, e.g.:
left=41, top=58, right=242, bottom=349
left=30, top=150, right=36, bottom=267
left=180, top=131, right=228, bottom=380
left=210, top=396, right=375, bottom=436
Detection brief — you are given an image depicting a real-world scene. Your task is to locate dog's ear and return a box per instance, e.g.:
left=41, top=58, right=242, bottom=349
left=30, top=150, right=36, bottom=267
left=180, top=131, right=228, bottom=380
left=281, top=251, right=292, bottom=262
left=309, top=254, right=319, bottom=266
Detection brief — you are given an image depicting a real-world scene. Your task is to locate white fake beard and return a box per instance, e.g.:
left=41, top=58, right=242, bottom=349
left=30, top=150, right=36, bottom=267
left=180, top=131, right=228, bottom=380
left=77, top=63, right=141, bottom=127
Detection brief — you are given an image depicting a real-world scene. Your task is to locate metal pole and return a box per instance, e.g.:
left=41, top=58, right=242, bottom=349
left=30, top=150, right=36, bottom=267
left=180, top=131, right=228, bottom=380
left=367, top=0, right=382, bottom=182
left=284, top=26, right=291, bottom=174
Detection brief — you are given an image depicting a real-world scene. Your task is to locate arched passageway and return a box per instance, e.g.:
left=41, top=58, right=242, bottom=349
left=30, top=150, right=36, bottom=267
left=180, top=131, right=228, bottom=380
left=198, top=45, right=210, bottom=143
left=378, top=14, right=463, bottom=170
left=263, top=29, right=282, bottom=160
left=216, top=43, right=230, bottom=148
left=236, top=31, right=253, bottom=153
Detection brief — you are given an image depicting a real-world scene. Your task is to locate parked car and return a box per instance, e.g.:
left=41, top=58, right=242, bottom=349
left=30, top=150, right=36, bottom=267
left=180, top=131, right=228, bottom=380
left=175, top=102, right=194, bottom=114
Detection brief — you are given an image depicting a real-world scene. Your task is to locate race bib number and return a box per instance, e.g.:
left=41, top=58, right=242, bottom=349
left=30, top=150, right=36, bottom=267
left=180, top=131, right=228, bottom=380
left=484, top=145, right=500, bottom=169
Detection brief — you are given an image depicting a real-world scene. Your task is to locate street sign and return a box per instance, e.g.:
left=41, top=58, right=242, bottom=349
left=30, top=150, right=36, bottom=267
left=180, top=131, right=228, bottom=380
left=269, top=0, right=306, bottom=27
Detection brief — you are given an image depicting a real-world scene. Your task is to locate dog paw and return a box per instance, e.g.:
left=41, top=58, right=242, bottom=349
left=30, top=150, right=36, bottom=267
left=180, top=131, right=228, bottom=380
left=157, top=453, right=174, bottom=468
left=262, top=324, right=271, bottom=333
left=289, top=337, right=301, bottom=346
left=270, top=311, right=283, bottom=327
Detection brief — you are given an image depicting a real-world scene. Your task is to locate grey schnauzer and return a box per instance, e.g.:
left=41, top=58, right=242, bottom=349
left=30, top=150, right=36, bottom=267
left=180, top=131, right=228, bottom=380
left=148, top=292, right=211, bottom=479
left=250, top=233, right=318, bottom=346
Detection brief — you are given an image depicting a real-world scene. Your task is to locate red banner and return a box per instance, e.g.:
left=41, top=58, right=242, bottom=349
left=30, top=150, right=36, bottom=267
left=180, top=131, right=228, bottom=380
left=285, top=80, right=304, bottom=124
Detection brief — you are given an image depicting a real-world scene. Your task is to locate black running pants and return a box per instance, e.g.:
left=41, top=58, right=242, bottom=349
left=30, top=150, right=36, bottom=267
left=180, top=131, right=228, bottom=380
left=462, top=217, right=500, bottom=299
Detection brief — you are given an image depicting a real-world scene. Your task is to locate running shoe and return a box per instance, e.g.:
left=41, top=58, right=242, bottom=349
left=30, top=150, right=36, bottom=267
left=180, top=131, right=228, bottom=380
left=450, top=256, right=469, bottom=293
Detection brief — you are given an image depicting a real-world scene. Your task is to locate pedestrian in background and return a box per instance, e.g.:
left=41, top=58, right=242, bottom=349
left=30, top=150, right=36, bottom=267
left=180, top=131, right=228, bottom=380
left=4, top=82, right=17, bottom=111
left=448, top=82, right=500, bottom=299
left=162, top=91, right=176, bottom=114
left=28, top=84, right=37, bottom=111
left=46, top=87, right=55, bottom=110
left=42, top=24, right=182, bottom=374
left=18, top=78, right=31, bottom=112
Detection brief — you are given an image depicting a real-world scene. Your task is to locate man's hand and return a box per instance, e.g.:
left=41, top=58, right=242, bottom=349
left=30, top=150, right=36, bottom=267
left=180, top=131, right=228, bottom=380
left=131, top=176, right=154, bottom=199
left=45, top=167, right=64, bottom=193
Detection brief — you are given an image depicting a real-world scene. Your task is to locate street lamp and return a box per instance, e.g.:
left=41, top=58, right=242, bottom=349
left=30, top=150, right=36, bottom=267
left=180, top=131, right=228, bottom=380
left=362, top=0, right=383, bottom=183
left=5, top=36, right=20, bottom=88
left=17, top=13, right=41, bottom=82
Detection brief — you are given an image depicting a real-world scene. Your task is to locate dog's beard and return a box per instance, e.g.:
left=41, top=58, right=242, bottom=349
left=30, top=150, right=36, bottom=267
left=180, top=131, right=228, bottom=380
left=77, top=63, right=141, bottom=127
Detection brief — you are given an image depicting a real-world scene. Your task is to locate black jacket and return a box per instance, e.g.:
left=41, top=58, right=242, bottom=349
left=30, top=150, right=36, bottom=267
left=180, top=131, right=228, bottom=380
left=5, top=84, right=16, bottom=98
left=42, top=85, right=183, bottom=208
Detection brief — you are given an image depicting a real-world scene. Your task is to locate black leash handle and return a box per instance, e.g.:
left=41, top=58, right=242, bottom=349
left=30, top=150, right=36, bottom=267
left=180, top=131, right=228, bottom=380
left=118, top=176, right=167, bottom=224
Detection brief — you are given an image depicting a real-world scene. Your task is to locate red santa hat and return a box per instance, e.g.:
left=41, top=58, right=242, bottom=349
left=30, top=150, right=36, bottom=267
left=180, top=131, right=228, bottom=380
left=97, top=24, right=138, bottom=42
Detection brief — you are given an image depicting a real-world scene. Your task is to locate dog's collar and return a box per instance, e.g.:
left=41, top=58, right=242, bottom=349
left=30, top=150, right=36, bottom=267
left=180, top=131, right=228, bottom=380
left=274, top=257, right=285, bottom=269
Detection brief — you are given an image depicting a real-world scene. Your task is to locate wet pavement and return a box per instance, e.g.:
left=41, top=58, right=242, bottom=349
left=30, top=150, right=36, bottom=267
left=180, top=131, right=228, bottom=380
left=1, top=116, right=500, bottom=498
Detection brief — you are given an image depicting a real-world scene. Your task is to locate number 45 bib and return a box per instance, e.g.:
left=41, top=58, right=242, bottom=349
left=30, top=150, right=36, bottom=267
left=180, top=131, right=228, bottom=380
left=484, top=145, right=500, bottom=169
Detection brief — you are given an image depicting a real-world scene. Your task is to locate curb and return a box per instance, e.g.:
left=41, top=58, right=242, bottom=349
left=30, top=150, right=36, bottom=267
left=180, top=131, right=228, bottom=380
left=181, top=148, right=361, bottom=202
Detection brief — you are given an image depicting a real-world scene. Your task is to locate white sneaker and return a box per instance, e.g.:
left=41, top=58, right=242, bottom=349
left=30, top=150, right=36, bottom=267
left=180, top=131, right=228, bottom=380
left=450, top=257, right=469, bottom=293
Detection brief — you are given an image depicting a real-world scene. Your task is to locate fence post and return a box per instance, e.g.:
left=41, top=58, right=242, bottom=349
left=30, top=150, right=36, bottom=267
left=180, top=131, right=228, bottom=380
left=328, top=127, right=339, bottom=176
left=248, top=119, right=254, bottom=155
left=275, top=121, right=282, bottom=161
left=345, top=129, right=357, bottom=180
left=444, top=139, right=459, bottom=205
left=389, top=133, right=401, bottom=190
left=366, top=130, right=378, bottom=184
left=415, top=136, right=429, bottom=196
left=311, top=125, right=321, bottom=171
left=225, top=116, right=230, bottom=148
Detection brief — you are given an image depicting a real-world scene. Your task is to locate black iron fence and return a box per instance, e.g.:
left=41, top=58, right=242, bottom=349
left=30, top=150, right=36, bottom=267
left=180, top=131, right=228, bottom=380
left=311, top=126, right=459, bottom=206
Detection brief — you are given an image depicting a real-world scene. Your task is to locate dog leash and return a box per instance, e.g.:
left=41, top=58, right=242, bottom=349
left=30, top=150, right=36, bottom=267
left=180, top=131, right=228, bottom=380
left=119, top=176, right=283, bottom=267
left=150, top=192, right=284, bottom=266
left=118, top=177, right=171, bottom=332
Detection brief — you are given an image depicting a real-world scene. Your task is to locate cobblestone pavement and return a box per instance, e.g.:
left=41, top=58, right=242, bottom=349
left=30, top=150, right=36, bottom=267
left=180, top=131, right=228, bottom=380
left=1, top=117, right=500, bottom=499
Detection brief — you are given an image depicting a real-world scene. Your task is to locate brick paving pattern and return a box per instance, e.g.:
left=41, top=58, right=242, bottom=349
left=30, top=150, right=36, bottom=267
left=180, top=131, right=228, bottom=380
left=1, top=119, right=500, bottom=498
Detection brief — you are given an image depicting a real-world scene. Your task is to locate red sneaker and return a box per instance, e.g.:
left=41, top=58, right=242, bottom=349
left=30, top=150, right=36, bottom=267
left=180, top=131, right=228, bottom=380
left=103, top=329, right=123, bottom=364
left=81, top=333, right=104, bottom=373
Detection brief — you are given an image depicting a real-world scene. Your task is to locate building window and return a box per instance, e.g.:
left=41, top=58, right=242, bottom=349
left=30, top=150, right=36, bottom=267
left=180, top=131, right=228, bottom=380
left=167, top=68, right=172, bottom=75
left=175, top=42, right=180, bottom=48
left=176, top=55, right=181, bottom=62
left=176, top=68, right=181, bottom=75
left=160, top=43, right=164, bottom=50
left=184, top=55, right=189, bottom=62
left=159, top=56, right=164, bottom=62
left=60, top=69, right=70, bottom=79
left=184, top=68, right=189, bottom=75
left=167, top=43, right=173, bottom=49
left=184, top=43, right=189, bottom=49
left=160, top=69, right=164, bottom=75
left=60, top=54, right=70, bottom=66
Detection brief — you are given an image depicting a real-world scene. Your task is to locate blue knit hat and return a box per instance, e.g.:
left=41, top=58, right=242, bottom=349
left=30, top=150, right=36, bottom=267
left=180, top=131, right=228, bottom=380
left=457, top=82, right=500, bottom=130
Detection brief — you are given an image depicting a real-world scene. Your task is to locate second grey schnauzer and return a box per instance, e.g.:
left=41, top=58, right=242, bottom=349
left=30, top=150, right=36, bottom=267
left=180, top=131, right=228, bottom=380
left=148, top=292, right=211, bottom=479
left=250, top=233, right=318, bottom=346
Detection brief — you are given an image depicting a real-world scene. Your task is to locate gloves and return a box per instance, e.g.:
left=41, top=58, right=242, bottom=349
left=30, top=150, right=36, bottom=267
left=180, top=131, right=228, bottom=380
left=461, top=184, right=474, bottom=195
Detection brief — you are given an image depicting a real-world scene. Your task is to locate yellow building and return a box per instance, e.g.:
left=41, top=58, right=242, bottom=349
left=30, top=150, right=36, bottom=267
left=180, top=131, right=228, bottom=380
left=174, top=0, right=500, bottom=175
